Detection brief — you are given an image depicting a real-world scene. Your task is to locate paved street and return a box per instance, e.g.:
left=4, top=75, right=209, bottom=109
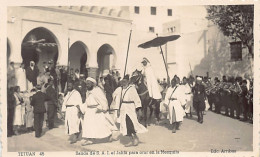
left=8, top=111, right=253, bottom=152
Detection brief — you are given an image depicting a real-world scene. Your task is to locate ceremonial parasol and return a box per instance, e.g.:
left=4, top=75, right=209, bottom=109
left=138, top=34, right=181, bottom=84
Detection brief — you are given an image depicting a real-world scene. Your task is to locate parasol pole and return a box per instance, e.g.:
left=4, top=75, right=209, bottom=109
left=123, top=29, right=132, bottom=76
left=189, top=62, right=193, bottom=77
left=159, top=45, right=170, bottom=85
left=117, top=28, right=132, bottom=117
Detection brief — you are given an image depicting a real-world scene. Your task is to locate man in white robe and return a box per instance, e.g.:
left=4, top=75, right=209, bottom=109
left=115, top=75, right=147, bottom=147
left=180, top=77, right=193, bottom=118
left=61, top=82, right=82, bottom=144
left=164, top=77, right=185, bottom=133
left=16, top=63, right=27, bottom=92
left=141, top=58, right=162, bottom=122
left=79, top=77, right=117, bottom=146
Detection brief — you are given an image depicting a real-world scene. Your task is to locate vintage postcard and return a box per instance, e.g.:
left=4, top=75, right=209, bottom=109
left=1, top=0, right=259, bottom=157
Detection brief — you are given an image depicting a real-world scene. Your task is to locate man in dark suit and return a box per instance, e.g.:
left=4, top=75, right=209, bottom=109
left=30, top=84, right=50, bottom=138
left=46, top=79, right=58, bottom=129
left=26, top=61, right=39, bottom=87
left=193, top=77, right=206, bottom=124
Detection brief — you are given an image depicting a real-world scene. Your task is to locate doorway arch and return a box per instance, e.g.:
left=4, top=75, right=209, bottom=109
left=21, top=27, right=59, bottom=73
left=68, top=41, right=89, bottom=76
left=97, top=44, right=116, bottom=76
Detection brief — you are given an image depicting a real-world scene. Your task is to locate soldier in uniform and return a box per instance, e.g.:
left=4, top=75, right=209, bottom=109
left=193, top=77, right=206, bottom=123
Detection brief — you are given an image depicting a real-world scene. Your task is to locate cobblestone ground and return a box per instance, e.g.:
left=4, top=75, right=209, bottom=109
left=8, top=111, right=253, bottom=152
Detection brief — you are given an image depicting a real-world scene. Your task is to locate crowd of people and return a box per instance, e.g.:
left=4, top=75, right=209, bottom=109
left=7, top=58, right=253, bottom=147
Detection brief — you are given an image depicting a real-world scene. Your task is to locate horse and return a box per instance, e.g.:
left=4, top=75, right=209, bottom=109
left=130, top=69, right=159, bottom=127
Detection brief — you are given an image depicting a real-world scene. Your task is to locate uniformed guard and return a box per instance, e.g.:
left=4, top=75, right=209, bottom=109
left=193, top=77, right=206, bottom=124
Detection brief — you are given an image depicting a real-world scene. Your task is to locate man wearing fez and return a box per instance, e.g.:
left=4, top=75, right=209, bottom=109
left=193, top=77, right=206, bottom=124
left=30, top=84, right=50, bottom=138
left=61, top=82, right=82, bottom=144
left=164, top=77, right=185, bottom=133
left=26, top=61, right=39, bottom=89
left=116, top=75, right=147, bottom=147
left=141, top=57, right=162, bottom=123
left=45, top=78, right=58, bottom=129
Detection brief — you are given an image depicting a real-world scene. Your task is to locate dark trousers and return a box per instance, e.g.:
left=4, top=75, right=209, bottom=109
left=34, top=113, right=44, bottom=137
left=47, top=105, right=56, bottom=129
left=7, top=108, right=15, bottom=136
left=126, top=114, right=136, bottom=136
left=152, top=99, right=160, bottom=121
left=61, top=81, right=66, bottom=93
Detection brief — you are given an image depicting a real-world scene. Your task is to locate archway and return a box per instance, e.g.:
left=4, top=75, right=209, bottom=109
left=97, top=44, right=115, bottom=76
left=68, top=41, right=88, bottom=76
left=21, top=27, right=59, bottom=73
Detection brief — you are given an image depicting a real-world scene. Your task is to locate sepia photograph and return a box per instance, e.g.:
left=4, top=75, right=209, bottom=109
left=5, top=4, right=256, bottom=156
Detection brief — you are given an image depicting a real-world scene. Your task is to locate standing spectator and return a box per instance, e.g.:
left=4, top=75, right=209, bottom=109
left=60, top=67, right=68, bottom=93
left=74, top=74, right=87, bottom=103
left=16, top=63, right=27, bottom=92
left=30, top=84, right=50, bottom=138
left=55, top=65, right=61, bottom=92
left=25, top=89, right=36, bottom=132
left=13, top=86, right=25, bottom=135
left=7, top=62, right=16, bottom=88
left=46, top=79, right=58, bottom=129
left=240, top=80, right=248, bottom=121
left=104, top=76, right=113, bottom=113
left=26, top=61, right=39, bottom=90
left=7, top=87, right=16, bottom=137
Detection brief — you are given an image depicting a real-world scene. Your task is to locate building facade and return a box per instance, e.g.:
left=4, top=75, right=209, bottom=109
left=7, top=6, right=131, bottom=80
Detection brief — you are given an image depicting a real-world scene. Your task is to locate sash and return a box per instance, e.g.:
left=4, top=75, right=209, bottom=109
left=167, top=86, right=178, bottom=106
left=119, top=85, right=132, bottom=111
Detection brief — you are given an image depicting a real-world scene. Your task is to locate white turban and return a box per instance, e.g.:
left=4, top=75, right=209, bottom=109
left=197, top=77, right=202, bottom=81
left=86, top=77, right=97, bottom=85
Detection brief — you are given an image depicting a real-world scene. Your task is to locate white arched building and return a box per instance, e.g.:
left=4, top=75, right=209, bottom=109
left=7, top=6, right=131, bottom=80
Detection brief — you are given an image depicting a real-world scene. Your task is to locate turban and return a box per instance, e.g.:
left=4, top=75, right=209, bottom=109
left=86, top=77, right=97, bottom=85
left=197, top=77, right=202, bottom=81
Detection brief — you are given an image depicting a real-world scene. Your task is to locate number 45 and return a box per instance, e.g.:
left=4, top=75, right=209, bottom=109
left=39, top=152, right=45, bottom=156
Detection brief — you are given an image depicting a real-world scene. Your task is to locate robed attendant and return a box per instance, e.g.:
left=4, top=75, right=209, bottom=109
left=80, top=77, right=117, bottom=146
left=115, top=75, right=147, bottom=147
left=61, top=82, right=82, bottom=144
left=164, top=77, right=185, bottom=133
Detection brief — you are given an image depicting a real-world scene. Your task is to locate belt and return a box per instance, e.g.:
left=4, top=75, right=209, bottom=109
left=66, top=105, right=75, bottom=108
left=122, top=101, right=134, bottom=104
left=169, top=98, right=177, bottom=101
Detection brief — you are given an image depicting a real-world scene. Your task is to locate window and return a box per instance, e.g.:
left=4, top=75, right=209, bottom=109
left=134, top=6, right=139, bottom=14
left=149, top=27, right=155, bottom=33
left=168, top=9, right=172, bottom=16
left=151, top=7, right=156, bottom=15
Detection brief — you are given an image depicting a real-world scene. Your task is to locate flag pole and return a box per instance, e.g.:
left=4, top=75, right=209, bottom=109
left=117, top=28, right=133, bottom=117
